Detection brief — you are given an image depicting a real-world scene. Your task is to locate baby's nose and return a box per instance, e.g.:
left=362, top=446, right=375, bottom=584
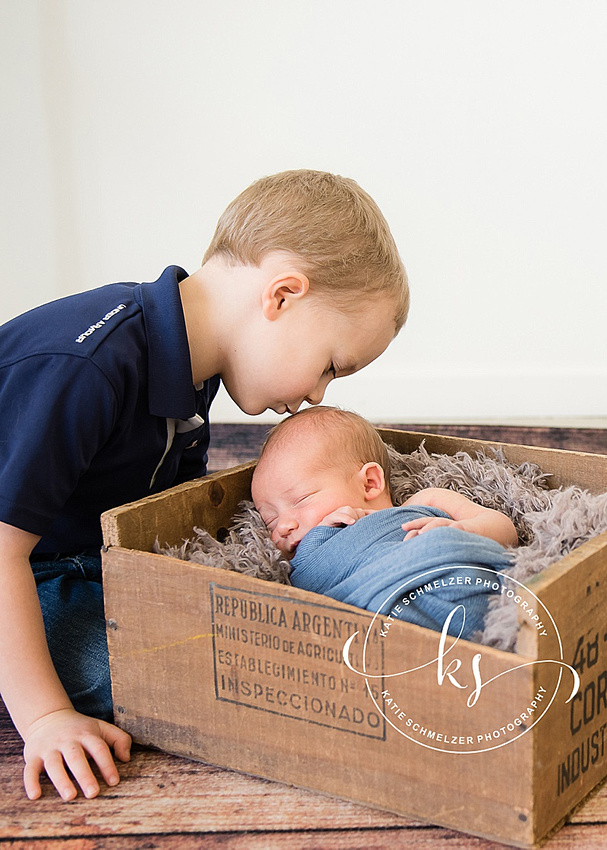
left=276, top=517, right=297, bottom=537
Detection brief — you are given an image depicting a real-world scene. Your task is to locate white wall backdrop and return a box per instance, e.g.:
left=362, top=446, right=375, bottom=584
left=2, top=0, right=606, bottom=423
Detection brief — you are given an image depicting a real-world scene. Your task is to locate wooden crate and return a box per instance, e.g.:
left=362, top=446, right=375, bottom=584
left=101, top=430, right=607, bottom=848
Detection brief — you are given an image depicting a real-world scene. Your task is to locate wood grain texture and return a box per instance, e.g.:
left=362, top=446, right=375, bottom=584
left=206, top=424, right=607, bottom=473
left=1, top=424, right=606, bottom=849
left=1, top=832, right=607, bottom=850
left=1, top=640, right=606, bottom=849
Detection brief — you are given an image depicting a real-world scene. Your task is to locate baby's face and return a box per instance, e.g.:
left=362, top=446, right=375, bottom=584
left=252, top=444, right=363, bottom=560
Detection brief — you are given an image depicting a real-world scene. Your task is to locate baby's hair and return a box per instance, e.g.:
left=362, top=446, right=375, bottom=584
left=258, top=406, right=392, bottom=497
left=203, top=169, right=409, bottom=332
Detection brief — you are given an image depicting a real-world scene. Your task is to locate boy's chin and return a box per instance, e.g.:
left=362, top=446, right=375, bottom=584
left=222, top=383, right=266, bottom=417
left=241, top=399, right=284, bottom=417
left=268, top=403, right=295, bottom=416
left=226, top=394, right=268, bottom=417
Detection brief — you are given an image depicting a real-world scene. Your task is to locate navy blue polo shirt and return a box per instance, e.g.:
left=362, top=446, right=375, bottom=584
left=0, top=266, right=220, bottom=556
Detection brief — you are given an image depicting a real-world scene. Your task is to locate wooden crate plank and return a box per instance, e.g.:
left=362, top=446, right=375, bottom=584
left=101, top=463, right=254, bottom=552
left=379, top=429, right=607, bottom=493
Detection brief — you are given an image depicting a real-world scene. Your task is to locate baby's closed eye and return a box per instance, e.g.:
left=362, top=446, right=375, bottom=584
left=294, top=492, right=316, bottom=506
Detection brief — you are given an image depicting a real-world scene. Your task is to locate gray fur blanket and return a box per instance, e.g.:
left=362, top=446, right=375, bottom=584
left=156, top=441, right=607, bottom=651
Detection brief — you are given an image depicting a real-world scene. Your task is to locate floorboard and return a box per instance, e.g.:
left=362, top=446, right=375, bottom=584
left=205, top=423, right=607, bottom=473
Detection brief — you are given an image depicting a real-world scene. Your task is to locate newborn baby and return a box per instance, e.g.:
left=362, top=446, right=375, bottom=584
left=252, top=406, right=516, bottom=639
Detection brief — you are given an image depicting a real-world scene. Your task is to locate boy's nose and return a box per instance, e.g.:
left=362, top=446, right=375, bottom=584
left=306, top=374, right=332, bottom=406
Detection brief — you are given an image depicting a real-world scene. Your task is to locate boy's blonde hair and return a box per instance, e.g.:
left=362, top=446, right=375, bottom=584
left=203, top=170, right=409, bottom=332
left=258, top=406, right=392, bottom=497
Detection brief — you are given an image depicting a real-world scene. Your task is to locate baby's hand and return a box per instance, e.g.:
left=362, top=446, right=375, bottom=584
left=319, top=506, right=370, bottom=528
left=402, top=516, right=458, bottom=540
left=22, top=708, right=131, bottom=801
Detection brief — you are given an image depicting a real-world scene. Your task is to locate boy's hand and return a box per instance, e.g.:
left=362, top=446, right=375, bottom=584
left=22, top=708, right=131, bottom=801
left=319, top=506, right=370, bottom=528
left=402, top=516, right=458, bottom=540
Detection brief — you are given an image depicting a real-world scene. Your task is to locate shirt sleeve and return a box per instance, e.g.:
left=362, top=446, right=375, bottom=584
left=0, top=353, right=119, bottom=536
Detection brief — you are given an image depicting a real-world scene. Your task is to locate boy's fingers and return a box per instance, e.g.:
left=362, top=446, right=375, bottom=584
left=42, top=752, right=78, bottom=801
left=23, top=757, right=43, bottom=800
left=103, top=724, right=132, bottom=762
left=21, top=713, right=131, bottom=800
left=62, top=744, right=100, bottom=798
left=83, top=734, right=121, bottom=787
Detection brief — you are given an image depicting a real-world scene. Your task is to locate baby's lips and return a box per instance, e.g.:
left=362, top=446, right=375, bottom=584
left=275, top=538, right=299, bottom=559
left=285, top=539, right=301, bottom=559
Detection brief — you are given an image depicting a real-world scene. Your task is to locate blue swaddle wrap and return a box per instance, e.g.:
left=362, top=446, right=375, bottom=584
left=290, top=506, right=514, bottom=640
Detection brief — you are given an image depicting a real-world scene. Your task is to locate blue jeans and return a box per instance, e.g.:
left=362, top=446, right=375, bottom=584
left=31, top=552, right=113, bottom=722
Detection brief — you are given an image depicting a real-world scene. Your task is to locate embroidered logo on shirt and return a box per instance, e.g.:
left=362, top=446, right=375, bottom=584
left=75, top=303, right=127, bottom=343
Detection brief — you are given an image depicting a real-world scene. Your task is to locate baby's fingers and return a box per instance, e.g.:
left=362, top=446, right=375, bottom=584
left=402, top=517, right=451, bottom=540
left=320, top=506, right=365, bottom=527
left=402, top=517, right=430, bottom=540
left=401, top=518, right=429, bottom=531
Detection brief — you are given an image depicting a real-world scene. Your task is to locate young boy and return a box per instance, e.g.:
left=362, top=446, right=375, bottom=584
left=252, top=406, right=517, bottom=639
left=0, top=170, right=409, bottom=801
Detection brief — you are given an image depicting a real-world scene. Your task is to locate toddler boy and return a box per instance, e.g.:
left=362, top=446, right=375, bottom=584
left=252, top=407, right=517, bottom=639
left=0, top=170, right=408, bottom=800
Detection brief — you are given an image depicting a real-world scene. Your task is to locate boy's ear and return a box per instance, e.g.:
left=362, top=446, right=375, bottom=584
left=358, top=462, right=387, bottom=502
left=261, top=271, right=310, bottom=320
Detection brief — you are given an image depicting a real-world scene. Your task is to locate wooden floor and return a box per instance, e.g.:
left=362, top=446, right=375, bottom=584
left=1, top=424, right=606, bottom=849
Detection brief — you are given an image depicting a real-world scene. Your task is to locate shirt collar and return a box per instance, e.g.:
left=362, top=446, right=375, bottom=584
left=136, top=266, right=197, bottom=419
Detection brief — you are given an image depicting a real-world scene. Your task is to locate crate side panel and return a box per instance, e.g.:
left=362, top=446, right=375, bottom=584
left=103, top=546, right=536, bottom=847
left=101, top=463, right=254, bottom=552
left=528, top=536, right=607, bottom=840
